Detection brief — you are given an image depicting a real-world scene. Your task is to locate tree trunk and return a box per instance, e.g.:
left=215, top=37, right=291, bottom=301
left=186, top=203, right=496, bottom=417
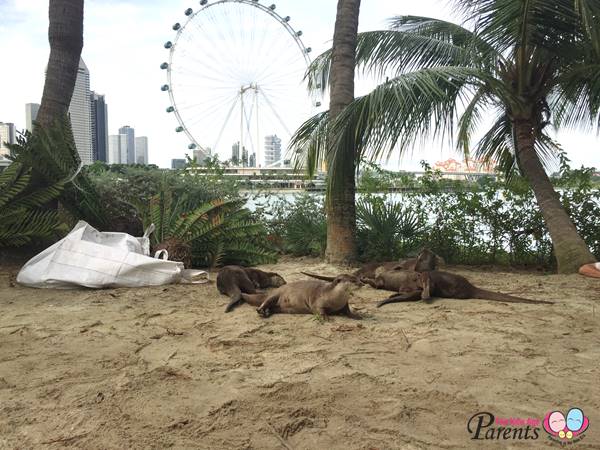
left=326, top=0, right=361, bottom=264
left=514, top=119, right=596, bottom=273
left=36, top=0, right=84, bottom=130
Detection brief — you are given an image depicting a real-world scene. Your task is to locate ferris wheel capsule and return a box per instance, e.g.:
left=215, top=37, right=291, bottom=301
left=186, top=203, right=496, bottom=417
left=269, top=4, right=276, bottom=10
left=176, top=126, right=184, bottom=132
left=160, top=62, right=169, bottom=69
left=185, top=8, right=193, bottom=16
left=166, top=106, right=175, bottom=113
left=296, top=31, right=303, bottom=37
left=188, top=144, right=197, bottom=149
left=200, top=0, right=208, bottom=5
left=173, top=23, right=181, bottom=30
left=161, top=84, right=170, bottom=91
left=284, top=16, right=290, bottom=22
left=164, top=41, right=173, bottom=49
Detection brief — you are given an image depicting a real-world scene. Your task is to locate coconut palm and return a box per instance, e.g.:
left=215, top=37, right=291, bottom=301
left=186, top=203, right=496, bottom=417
left=321, top=0, right=362, bottom=263
left=36, top=0, right=84, bottom=129
left=292, top=0, right=599, bottom=273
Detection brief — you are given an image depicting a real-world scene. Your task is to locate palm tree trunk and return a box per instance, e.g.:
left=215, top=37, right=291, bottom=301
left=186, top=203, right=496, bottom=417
left=36, top=0, right=84, bottom=130
left=514, top=119, right=596, bottom=273
left=326, top=0, right=361, bottom=263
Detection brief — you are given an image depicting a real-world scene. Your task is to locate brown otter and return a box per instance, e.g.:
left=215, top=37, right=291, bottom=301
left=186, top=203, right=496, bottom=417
left=217, top=266, right=286, bottom=312
left=376, top=270, right=553, bottom=307
left=241, top=275, right=363, bottom=320
left=303, top=248, right=442, bottom=283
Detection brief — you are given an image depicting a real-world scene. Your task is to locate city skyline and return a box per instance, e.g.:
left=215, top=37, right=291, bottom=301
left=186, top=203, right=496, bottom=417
left=0, top=0, right=597, bottom=170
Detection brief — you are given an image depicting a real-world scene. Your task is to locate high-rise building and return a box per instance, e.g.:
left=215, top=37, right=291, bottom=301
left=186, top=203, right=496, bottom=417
left=193, top=147, right=211, bottom=166
left=90, top=93, right=108, bottom=162
left=171, top=159, right=186, bottom=169
left=232, top=141, right=240, bottom=164
left=108, top=134, right=128, bottom=164
left=135, top=136, right=148, bottom=165
left=249, top=153, right=256, bottom=168
left=0, top=122, right=16, bottom=157
left=264, top=135, right=282, bottom=167
left=25, top=103, right=40, bottom=132
left=68, top=58, right=93, bottom=165
left=118, top=126, right=135, bottom=164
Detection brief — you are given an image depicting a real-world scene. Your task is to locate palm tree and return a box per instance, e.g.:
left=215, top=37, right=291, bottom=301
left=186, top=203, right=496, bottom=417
left=36, top=0, right=84, bottom=129
left=292, top=0, right=599, bottom=273
left=321, top=0, right=362, bottom=263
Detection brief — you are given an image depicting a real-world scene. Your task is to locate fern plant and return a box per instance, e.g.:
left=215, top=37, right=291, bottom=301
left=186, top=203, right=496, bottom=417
left=0, top=162, right=66, bottom=247
left=356, top=196, right=426, bottom=261
left=9, top=117, right=108, bottom=230
left=136, top=185, right=276, bottom=268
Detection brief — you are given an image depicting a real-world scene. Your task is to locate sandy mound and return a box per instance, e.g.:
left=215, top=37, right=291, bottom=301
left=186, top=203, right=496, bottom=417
left=0, top=258, right=598, bottom=449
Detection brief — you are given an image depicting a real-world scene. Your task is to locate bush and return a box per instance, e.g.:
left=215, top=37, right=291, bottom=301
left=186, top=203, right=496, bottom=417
left=256, top=193, right=327, bottom=256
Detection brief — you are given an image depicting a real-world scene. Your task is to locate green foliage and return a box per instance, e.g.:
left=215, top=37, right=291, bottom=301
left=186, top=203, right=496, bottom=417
left=258, top=162, right=598, bottom=268
left=136, top=184, right=276, bottom=267
left=255, top=193, right=327, bottom=257
left=0, top=162, right=66, bottom=247
left=9, top=118, right=108, bottom=229
left=356, top=195, right=426, bottom=261
left=86, top=159, right=240, bottom=235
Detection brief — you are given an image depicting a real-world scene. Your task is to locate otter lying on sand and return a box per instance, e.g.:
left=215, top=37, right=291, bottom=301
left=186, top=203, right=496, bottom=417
left=376, top=270, right=553, bottom=307
left=354, top=248, right=443, bottom=278
left=241, top=275, right=363, bottom=320
left=217, top=266, right=286, bottom=312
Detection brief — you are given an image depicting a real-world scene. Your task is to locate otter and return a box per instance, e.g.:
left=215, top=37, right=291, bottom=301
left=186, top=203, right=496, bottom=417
left=217, top=266, right=286, bottom=312
left=303, top=248, right=442, bottom=283
left=240, top=275, right=363, bottom=320
left=376, top=270, right=553, bottom=307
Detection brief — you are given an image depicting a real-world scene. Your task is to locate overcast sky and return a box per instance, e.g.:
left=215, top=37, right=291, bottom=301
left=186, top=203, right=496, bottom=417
left=0, top=0, right=598, bottom=170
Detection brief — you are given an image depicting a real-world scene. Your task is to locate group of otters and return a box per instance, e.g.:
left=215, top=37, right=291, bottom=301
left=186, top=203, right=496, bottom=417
left=216, top=249, right=552, bottom=320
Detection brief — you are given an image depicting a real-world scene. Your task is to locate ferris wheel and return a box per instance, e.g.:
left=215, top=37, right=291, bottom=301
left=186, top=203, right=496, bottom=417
left=160, top=0, right=322, bottom=167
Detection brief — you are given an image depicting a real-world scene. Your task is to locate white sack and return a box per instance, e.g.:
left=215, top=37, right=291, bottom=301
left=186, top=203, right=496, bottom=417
left=17, top=221, right=208, bottom=289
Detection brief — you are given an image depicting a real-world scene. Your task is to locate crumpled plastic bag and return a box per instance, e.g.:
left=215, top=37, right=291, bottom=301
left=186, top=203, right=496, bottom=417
left=17, top=221, right=209, bottom=289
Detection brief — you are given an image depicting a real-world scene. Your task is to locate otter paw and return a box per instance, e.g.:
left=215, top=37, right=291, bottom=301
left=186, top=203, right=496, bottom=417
left=256, top=307, right=271, bottom=318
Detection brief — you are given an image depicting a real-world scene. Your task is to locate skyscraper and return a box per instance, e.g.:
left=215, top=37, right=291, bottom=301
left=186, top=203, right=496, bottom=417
left=68, top=58, right=93, bottom=165
left=25, top=103, right=40, bottom=132
left=108, top=134, right=128, bottom=164
left=264, top=134, right=282, bottom=167
left=193, top=147, right=211, bottom=166
left=90, top=92, right=108, bottom=162
left=118, top=126, right=135, bottom=164
left=135, top=136, right=148, bottom=165
left=0, top=122, right=16, bottom=157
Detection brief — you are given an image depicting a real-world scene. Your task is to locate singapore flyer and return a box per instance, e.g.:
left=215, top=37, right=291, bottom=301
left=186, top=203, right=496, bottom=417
left=161, top=0, right=322, bottom=167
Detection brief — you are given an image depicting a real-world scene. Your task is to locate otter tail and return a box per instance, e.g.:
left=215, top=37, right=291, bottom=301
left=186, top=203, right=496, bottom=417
left=301, top=272, right=336, bottom=282
left=471, top=288, right=553, bottom=305
left=240, top=292, right=268, bottom=307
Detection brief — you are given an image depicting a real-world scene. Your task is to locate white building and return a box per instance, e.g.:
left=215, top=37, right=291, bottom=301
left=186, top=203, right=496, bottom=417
left=25, top=103, right=40, bottom=132
left=119, top=125, right=135, bottom=164
left=0, top=122, right=16, bottom=157
left=264, top=134, right=282, bottom=167
left=135, top=136, right=148, bottom=165
left=108, top=134, right=128, bottom=164
left=68, top=58, right=93, bottom=165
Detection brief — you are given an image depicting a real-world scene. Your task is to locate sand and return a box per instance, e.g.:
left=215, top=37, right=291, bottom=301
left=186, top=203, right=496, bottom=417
left=0, top=257, right=599, bottom=449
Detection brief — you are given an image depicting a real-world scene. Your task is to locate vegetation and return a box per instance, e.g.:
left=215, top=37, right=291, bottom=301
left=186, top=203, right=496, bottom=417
left=292, top=0, right=599, bottom=272
left=136, top=184, right=276, bottom=268
left=0, top=162, right=66, bottom=247
left=261, top=161, right=599, bottom=269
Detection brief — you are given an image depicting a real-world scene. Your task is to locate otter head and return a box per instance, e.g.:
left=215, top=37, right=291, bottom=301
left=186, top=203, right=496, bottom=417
left=331, top=274, right=363, bottom=293
left=413, top=248, right=443, bottom=272
left=268, top=273, right=286, bottom=287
